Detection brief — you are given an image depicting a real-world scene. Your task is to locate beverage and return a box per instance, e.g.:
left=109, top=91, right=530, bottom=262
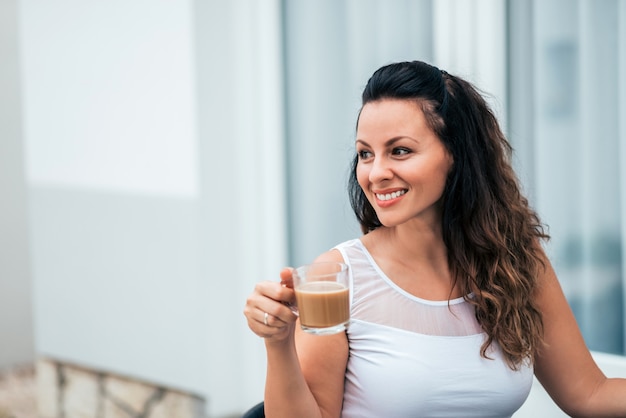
left=293, top=261, right=350, bottom=335
left=295, top=281, right=350, bottom=334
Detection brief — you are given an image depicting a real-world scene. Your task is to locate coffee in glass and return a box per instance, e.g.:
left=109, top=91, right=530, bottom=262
left=293, top=262, right=350, bottom=335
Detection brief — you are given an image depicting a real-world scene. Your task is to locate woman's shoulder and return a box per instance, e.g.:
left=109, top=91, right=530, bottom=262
left=310, top=239, right=363, bottom=263
left=332, top=238, right=364, bottom=250
left=311, top=249, right=345, bottom=264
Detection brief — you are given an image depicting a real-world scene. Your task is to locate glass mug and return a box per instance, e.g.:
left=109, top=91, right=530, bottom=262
left=292, top=262, right=350, bottom=335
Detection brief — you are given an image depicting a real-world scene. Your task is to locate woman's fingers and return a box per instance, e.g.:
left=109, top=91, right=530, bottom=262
left=244, top=305, right=294, bottom=339
left=254, top=298, right=293, bottom=325
left=255, top=280, right=295, bottom=306
left=244, top=278, right=298, bottom=340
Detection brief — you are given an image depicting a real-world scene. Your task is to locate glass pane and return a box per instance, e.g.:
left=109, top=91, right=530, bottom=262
left=532, top=0, right=624, bottom=354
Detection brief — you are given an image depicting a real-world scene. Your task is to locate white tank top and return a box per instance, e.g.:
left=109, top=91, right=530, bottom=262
left=335, top=239, right=533, bottom=418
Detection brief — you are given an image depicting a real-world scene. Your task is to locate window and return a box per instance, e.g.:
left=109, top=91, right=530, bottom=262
left=508, top=0, right=625, bottom=354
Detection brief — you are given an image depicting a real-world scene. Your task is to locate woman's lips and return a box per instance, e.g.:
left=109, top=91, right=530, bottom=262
left=374, top=189, right=407, bottom=207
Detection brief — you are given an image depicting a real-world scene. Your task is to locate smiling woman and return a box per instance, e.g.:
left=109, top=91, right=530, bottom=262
left=244, top=60, right=626, bottom=418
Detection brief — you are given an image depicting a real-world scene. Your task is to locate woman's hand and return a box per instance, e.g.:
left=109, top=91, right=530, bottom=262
left=244, top=267, right=298, bottom=343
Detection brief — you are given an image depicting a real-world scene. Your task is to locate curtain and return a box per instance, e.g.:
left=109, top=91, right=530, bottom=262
left=282, top=0, right=434, bottom=266
left=510, top=0, right=625, bottom=354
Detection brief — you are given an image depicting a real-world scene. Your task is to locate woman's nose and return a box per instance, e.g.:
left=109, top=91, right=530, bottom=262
left=369, top=157, right=393, bottom=182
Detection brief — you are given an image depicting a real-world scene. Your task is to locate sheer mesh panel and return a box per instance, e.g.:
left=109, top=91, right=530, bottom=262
left=338, top=239, right=484, bottom=337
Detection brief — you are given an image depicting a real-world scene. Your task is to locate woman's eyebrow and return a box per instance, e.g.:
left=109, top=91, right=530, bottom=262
left=355, top=136, right=415, bottom=147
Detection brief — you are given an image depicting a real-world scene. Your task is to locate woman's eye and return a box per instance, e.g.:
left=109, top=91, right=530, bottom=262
left=358, top=150, right=373, bottom=159
left=392, top=147, right=411, bottom=156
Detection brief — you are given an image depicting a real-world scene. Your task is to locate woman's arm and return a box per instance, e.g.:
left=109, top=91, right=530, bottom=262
left=533, top=254, right=626, bottom=417
left=244, top=251, right=349, bottom=418
left=263, top=324, right=348, bottom=418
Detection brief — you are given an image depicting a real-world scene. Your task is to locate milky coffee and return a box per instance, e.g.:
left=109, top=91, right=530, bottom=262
left=295, top=281, right=349, bottom=330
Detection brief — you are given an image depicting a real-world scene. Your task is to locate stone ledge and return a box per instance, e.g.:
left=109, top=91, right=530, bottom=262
left=0, top=364, right=36, bottom=418
left=37, top=358, right=206, bottom=418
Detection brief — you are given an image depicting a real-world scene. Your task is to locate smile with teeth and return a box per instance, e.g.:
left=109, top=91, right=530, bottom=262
left=376, top=190, right=407, bottom=201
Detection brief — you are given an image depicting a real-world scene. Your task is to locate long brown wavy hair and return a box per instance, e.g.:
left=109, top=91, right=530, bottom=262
left=348, top=61, right=548, bottom=369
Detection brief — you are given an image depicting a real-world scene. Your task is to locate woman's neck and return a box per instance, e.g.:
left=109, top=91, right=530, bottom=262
left=361, top=223, right=461, bottom=300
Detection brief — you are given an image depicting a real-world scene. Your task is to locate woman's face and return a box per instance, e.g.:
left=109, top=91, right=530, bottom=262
left=355, top=99, right=453, bottom=228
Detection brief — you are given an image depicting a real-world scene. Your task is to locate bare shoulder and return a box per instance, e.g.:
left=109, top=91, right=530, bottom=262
left=311, top=248, right=345, bottom=264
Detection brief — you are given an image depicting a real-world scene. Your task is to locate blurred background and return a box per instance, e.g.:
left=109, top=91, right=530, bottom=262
left=1, top=0, right=625, bottom=417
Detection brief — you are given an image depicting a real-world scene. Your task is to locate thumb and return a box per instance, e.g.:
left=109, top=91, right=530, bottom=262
left=279, top=267, right=294, bottom=289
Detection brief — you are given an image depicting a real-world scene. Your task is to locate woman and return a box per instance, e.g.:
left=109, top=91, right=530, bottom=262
left=243, top=60, right=626, bottom=417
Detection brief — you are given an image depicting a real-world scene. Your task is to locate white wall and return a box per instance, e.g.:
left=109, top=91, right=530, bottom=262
left=19, top=0, right=287, bottom=416
left=193, top=0, right=288, bottom=414
left=0, top=0, right=34, bottom=370
left=19, top=1, right=199, bottom=196
left=20, top=0, right=206, bottom=393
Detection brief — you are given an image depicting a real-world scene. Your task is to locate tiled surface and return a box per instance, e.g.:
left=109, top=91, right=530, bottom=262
left=0, top=359, right=207, bottom=418
left=37, top=358, right=206, bottom=418
left=0, top=364, right=36, bottom=418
